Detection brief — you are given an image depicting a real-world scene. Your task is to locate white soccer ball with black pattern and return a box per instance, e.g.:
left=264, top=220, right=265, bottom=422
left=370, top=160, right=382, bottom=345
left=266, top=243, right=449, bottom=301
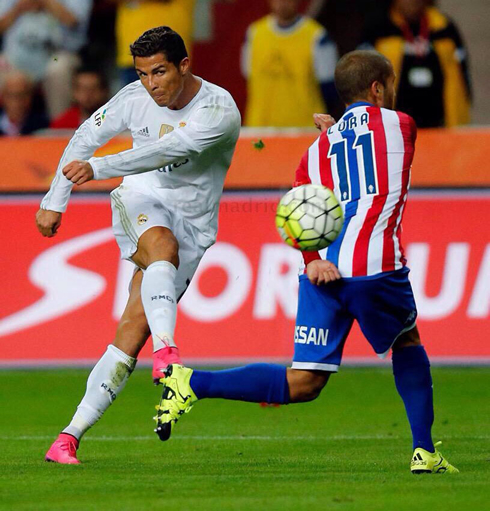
left=275, top=184, right=344, bottom=251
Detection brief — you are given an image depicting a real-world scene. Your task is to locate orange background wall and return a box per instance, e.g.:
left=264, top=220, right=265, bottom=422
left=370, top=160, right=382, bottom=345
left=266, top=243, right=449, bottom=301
left=1, top=128, right=489, bottom=193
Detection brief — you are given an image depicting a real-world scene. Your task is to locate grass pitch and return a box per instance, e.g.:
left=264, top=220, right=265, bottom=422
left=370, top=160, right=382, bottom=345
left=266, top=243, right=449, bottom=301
left=0, top=367, right=488, bottom=510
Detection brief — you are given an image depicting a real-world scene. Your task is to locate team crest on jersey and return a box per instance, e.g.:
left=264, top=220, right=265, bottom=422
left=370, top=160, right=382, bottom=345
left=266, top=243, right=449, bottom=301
left=159, top=124, right=174, bottom=138
left=137, top=214, right=148, bottom=225
left=179, top=121, right=187, bottom=128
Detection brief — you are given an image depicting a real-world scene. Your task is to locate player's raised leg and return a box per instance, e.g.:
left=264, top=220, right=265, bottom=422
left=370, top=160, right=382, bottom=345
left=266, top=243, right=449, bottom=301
left=155, top=267, right=343, bottom=440
left=391, top=327, right=458, bottom=474
left=189, top=366, right=328, bottom=403
left=154, top=363, right=330, bottom=440
left=131, top=226, right=183, bottom=382
left=45, top=272, right=148, bottom=464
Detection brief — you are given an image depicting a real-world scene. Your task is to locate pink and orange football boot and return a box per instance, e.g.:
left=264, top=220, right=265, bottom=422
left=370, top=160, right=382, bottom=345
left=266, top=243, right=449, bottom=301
left=152, top=346, right=182, bottom=384
left=45, top=433, right=80, bottom=464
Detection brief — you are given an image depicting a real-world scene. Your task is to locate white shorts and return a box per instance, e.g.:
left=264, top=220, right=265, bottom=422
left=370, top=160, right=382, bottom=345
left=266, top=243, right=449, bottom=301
left=110, top=185, right=208, bottom=299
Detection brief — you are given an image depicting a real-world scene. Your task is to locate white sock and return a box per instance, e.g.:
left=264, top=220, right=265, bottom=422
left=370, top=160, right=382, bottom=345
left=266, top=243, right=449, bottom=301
left=141, top=261, right=178, bottom=352
left=63, top=345, right=136, bottom=441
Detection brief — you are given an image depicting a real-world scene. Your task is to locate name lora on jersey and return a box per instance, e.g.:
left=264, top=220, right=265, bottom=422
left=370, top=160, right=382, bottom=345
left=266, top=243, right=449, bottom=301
left=328, top=111, right=370, bottom=134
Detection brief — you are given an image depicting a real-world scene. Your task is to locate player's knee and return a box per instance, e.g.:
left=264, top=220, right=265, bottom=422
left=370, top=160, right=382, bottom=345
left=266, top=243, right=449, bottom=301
left=150, top=232, right=179, bottom=261
left=134, top=227, right=180, bottom=269
left=302, top=375, right=328, bottom=401
left=288, top=369, right=329, bottom=403
left=392, top=325, right=421, bottom=351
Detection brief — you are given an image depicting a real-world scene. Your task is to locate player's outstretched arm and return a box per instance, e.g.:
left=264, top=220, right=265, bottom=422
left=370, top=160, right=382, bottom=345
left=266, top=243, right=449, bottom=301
left=306, top=259, right=341, bottom=285
left=76, top=133, right=194, bottom=182
left=60, top=123, right=214, bottom=186
left=85, top=102, right=241, bottom=181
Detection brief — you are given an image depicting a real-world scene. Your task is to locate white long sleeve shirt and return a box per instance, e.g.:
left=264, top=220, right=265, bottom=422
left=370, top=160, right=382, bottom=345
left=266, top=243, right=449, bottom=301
left=41, top=78, right=241, bottom=246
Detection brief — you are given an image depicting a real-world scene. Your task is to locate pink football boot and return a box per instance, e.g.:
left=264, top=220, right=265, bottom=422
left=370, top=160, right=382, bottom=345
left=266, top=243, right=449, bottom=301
left=45, top=433, right=80, bottom=464
left=152, top=346, right=182, bottom=384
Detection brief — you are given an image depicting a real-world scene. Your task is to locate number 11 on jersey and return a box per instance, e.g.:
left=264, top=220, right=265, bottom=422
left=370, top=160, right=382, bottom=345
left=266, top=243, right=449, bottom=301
left=327, top=131, right=378, bottom=201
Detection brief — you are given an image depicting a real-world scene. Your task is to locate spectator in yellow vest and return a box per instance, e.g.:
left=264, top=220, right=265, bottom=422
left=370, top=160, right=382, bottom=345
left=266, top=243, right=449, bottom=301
left=362, top=0, right=471, bottom=128
left=242, top=0, right=339, bottom=127
left=114, top=0, right=196, bottom=86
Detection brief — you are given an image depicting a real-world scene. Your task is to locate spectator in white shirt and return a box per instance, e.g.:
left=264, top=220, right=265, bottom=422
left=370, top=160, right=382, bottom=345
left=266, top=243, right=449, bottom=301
left=0, top=0, right=93, bottom=119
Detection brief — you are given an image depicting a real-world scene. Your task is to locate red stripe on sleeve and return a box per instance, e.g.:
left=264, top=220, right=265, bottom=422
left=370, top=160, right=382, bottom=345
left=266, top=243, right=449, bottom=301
left=352, top=107, right=389, bottom=277
left=302, top=250, right=321, bottom=264
left=293, top=150, right=311, bottom=187
left=302, top=250, right=321, bottom=273
left=408, top=114, right=417, bottom=144
left=318, top=132, right=334, bottom=189
left=381, top=112, right=415, bottom=271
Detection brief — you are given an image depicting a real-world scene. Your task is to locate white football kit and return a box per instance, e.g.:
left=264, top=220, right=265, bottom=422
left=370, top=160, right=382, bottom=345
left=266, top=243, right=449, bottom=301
left=41, top=78, right=241, bottom=297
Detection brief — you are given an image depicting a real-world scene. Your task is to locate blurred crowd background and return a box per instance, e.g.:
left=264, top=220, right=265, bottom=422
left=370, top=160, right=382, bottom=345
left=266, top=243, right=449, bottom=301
left=0, top=0, right=487, bottom=137
left=1, top=0, right=489, bottom=366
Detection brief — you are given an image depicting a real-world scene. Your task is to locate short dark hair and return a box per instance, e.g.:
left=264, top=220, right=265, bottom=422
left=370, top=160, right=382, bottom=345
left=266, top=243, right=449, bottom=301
left=130, top=26, right=188, bottom=67
left=334, top=50, right=393, bottom=105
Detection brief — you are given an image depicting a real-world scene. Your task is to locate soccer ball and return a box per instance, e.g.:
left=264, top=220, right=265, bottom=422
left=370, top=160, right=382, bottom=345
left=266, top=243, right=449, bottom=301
left=275, top=184, right=343, bottom=251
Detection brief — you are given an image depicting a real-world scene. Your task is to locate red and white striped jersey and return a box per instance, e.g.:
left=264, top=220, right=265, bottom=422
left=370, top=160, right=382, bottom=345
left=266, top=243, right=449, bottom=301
left=295, top=102, right=417, bottom=278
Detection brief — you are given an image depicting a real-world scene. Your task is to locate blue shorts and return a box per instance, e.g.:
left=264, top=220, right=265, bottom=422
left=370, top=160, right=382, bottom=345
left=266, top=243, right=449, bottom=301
left=292, top=268, right=417, bottom=372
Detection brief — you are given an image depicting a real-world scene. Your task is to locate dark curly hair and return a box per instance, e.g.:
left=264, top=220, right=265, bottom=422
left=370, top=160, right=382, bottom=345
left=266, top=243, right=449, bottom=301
left=130, top=26, right=188, bottom=67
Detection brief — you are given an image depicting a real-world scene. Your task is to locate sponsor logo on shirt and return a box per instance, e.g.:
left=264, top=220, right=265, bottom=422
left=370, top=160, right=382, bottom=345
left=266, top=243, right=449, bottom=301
left=157, top=159, right=190, bottom=174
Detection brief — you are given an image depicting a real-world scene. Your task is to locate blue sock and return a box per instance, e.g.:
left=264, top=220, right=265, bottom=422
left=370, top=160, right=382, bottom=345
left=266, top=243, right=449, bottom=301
left=392, top=345, right=434, bottom=452
left=190, top=364, right=290, bottom=404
